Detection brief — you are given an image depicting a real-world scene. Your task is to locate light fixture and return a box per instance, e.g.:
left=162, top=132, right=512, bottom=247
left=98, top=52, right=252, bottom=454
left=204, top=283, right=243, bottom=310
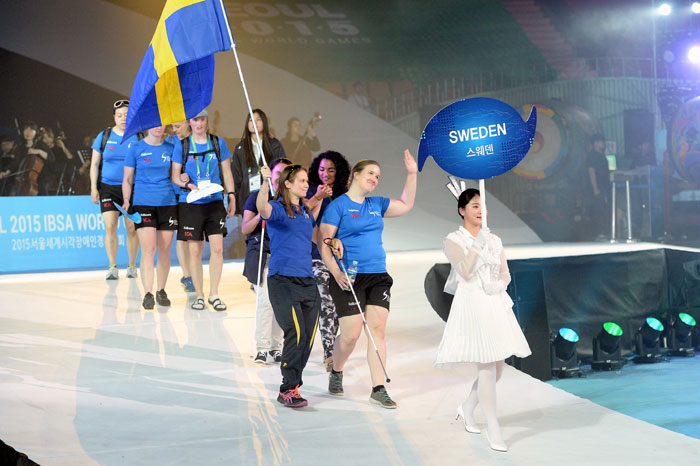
left=592, top=322, right=626, bottom=370
left=668, top=312, right=696, bottom=356
left=550, top=328, right=582, bottom=378
left=657, top=3, right=672, bottom=16
left=634, top=317, right=665, bottom=363
left=688, top=45, right=700, bottom=64
left=692, top=2, right=700, bottom=14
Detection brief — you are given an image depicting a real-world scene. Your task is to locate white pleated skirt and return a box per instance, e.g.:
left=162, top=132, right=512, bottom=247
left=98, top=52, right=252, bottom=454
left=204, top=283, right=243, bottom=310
left=435, top=280, right=532, bottom=365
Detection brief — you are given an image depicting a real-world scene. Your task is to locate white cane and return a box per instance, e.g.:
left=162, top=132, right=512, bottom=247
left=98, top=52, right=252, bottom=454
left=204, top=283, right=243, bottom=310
left=324, top=239, right=391, bottom=383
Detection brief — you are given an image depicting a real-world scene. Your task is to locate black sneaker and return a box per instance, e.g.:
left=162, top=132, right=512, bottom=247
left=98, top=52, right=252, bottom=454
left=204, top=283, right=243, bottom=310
left=254, top=351, right=267, bottom=364
left=329, top=370, right=344, bottom=396
left=156, top=289, right=171, bottom=306
left=268, top=350, right=282, bottom=363
left=369, top=386, right=397, bottom=409
left=277, top=388, right=307, bottom=408
left=142, top=292, right=155, bottom=310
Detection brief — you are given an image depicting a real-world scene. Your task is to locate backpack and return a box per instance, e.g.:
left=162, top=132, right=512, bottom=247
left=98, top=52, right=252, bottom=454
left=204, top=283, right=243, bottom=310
left=179, top=134, right=222, bottom=191
left=97, top=127, right=142, bottom=184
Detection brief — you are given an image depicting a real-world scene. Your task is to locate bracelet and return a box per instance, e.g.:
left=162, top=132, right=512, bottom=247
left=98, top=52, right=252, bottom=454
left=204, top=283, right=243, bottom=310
left=227, top=192, right=235, bottom=197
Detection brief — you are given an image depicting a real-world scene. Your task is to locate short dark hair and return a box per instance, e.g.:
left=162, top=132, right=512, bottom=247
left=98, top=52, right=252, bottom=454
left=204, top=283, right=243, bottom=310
left=270, top=158, right=292, bottom=170
left=457, top=188, right=480, bottom=219
left=22, top=121, right=38, bottom=132
left=591, top=134, right=605, bottom=144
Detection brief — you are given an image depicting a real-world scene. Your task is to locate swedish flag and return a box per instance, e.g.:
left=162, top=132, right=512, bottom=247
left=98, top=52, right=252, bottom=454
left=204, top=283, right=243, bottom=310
left=123, top=0, right=233, bottom=140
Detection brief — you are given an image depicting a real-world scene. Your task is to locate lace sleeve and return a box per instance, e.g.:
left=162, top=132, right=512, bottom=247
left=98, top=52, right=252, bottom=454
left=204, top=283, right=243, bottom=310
left=499, top=249, right=511, bottom=287
left=443, top=237, right=481, bottom=281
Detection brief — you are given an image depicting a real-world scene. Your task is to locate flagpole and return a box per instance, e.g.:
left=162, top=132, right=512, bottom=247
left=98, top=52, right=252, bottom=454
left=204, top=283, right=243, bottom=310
left=217, top=0, right=273, bottom=322
left=479, top=179, right=487, bottom=229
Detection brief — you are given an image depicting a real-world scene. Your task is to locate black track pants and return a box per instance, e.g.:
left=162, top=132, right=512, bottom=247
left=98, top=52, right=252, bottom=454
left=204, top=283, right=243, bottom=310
left=268, top=274, right=321, bottom=392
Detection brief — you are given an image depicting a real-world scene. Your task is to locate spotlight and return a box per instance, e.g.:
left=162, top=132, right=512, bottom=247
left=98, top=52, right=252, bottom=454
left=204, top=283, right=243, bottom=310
left=550, top=328, right=582, bottom=378
left=592, top=322, right=626, bottom=371
left=634, top=317, right=665, bottom=363
left=657, top=3, right=672, bottom=16
left=668, top=312, right=696, bottom=357
left=693, top=2, right=700, bottom=14
left=688, top=46, right=700, bottom=64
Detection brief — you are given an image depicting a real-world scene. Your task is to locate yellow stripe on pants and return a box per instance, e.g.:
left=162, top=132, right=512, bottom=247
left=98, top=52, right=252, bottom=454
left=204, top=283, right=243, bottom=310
left=291, top=306, right=300, bottom=345
left=309, top=313, right=319, bottom=349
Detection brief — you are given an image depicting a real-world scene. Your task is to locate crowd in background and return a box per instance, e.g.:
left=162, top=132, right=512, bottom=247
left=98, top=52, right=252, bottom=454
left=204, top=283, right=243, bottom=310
left=0, top=111, right=323, bottom=199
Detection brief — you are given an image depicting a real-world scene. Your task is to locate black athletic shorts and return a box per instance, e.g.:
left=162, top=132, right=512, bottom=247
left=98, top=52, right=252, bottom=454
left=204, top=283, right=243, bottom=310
left=177, top=200, right=227, bottom=241
left=133, top=205, right=179, bottom=231
left=99, top=183, right=133, bottom=215
left=329, top=272, right=393, bottom=318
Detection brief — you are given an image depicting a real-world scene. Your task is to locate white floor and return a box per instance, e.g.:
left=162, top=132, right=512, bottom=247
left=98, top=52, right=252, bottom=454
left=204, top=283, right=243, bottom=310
left=1, top=250, right=699, bottom=466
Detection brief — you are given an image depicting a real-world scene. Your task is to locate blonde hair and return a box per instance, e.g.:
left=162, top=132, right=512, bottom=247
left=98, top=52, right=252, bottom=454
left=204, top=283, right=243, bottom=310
left=348, top=159, right=380, bottom=188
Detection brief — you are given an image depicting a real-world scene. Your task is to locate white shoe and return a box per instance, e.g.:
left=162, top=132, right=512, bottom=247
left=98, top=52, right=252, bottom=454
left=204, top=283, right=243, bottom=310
left=105, top=266, right=118, bottom=280
left=485, top=430, right=507, bottom=452
left=126, top=265, right=138, bottom=278
left=456, top=404, right=481, bottom=434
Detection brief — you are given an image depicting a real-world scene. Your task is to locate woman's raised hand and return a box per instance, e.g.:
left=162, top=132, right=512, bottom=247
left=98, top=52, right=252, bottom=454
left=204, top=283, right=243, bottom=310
left=260, top=165, right=271, bottom=180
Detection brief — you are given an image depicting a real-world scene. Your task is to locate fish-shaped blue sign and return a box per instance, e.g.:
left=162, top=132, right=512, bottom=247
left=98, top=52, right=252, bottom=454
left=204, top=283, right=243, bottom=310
left=418, top=97, right=537, bottom=179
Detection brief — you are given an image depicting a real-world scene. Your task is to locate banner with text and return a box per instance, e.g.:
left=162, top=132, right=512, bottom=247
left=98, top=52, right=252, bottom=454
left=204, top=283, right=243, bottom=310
left=0, top=196, right=138, bottom=274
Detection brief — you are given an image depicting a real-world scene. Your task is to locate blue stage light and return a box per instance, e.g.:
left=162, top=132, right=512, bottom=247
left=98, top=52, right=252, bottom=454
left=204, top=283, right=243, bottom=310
left=669, top=312, right=697, bottom=357
left=634, top=317, right=665, bottom=363
left=551, top=328, right=581, bottom=378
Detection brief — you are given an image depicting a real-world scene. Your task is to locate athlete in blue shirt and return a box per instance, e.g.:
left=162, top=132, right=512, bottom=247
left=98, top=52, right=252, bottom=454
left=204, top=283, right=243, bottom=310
left=257, top=163, right=321, bottom=408
left=319, top=150, right=418, bottom=409
left=89, top=99, right=141, bottom=280
left=170, top=109, right=236, bottom=311
left=167, top=121, right=194, bottom=293
left=241, top=158, right=292, bottom=365
left=122, top=126, right=177, bottom=310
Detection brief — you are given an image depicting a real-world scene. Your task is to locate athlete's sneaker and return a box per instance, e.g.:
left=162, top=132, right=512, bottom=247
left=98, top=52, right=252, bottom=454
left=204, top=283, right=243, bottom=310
left=291, top=386, right=308, bottom=406
left=370, top=387, right=397, bottom=409
left=106, top=266, right=119, bottom=280
left=254, top=351, right=268, bottom=364
left=268, top=350, right=282, bottom=363
left=277, top=388, right=307, bottom=408
left=156, top=289, right=171, bottom=307
left=142, top=292, right=155, bottom=310
left=126, top=265, right=138, bottom=278
left=329, top=370, right=344, bottom=396
left=180, top=276, right=195, bottom=293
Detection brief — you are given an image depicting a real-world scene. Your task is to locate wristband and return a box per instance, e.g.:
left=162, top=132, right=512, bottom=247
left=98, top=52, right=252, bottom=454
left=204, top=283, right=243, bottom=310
left=227, top=192, right=235, bottom=197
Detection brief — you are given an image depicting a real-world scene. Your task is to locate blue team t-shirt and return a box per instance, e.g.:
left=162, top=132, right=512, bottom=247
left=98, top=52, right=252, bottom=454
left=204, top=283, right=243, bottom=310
left=321, top=194, right=391, bottom=274
left=171, top=135, right=232, bottom=204
left=92, top=129, right=140, bottom=185
left=263, top=200, right=315, bottom=278
left=165, top=135, right=183, bottom=197
left=124, top=139, right=177, bottom=206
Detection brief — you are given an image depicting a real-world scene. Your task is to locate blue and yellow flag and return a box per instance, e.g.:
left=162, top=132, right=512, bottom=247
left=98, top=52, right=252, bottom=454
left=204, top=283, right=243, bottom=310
left=123, top=0, right=233, bottom=140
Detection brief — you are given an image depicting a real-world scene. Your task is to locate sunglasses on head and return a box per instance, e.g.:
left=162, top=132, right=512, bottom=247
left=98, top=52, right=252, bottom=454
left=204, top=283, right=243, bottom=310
left=113, top=99, right=129, bottom=109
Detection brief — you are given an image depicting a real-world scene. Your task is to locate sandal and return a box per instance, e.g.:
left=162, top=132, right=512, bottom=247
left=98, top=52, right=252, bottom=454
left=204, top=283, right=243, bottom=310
left=208, top=296, right=227, bottom=311
left=191, top=297, right=205, bottom=310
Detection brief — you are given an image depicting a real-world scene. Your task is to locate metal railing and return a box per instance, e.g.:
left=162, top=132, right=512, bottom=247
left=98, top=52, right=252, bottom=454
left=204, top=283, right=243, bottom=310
left=374, top=57, right=656, bottom=121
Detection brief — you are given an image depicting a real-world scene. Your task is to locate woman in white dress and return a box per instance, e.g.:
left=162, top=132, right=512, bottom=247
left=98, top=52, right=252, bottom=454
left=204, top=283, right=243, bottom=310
left=435, top=188, right=531, bottom=452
